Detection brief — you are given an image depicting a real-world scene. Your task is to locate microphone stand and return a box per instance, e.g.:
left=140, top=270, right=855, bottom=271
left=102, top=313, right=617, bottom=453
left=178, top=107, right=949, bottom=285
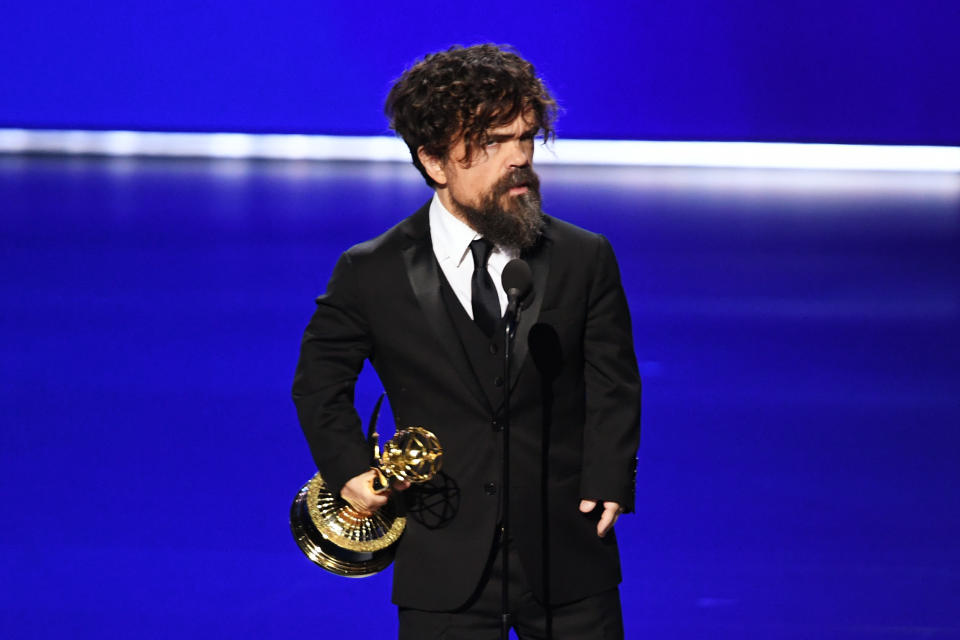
left=500, top=291, right=521, bottom=640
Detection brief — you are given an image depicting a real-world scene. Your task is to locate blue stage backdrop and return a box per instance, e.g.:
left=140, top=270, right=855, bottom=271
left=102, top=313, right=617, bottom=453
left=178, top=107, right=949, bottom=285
left=1, top=1, right=958, bottom=145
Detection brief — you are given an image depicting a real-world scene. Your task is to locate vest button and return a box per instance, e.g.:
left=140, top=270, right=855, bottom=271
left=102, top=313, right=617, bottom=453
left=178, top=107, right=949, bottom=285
left=491, top=419, right=501, bottom=432
left=489, top=343, right=498, bottom=355
left=484, top=482, right=497, bottom=495
left=494, top=376, right=504, bottom=387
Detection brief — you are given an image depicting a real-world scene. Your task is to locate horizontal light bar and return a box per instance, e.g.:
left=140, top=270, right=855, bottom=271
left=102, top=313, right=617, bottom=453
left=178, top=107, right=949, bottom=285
left=1, top=128, right=958, bottom=172
left=0, top=129, right=410, bottom=162
left=548, top=139, right=960, bottom=172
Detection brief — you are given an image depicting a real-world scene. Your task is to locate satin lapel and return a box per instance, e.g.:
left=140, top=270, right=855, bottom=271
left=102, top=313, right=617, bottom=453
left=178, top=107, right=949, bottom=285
left=401, top=232, right=491, bottom=413
left=509, top=232, right=551, bottom=390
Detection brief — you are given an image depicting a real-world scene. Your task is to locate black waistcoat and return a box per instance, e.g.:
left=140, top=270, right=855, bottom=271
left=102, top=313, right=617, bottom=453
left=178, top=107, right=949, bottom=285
left=437, top=270, right=506, bottom=415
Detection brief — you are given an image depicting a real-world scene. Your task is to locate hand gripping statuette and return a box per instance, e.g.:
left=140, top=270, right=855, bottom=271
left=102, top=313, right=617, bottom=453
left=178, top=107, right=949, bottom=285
left=290, top=394, right=443, bottom=577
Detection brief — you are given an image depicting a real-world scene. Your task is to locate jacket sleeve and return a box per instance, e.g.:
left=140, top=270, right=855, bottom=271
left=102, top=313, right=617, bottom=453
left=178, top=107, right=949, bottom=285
left=579, top=235, right=642, bottom=512
left=292, top=250, right=375, bottom=496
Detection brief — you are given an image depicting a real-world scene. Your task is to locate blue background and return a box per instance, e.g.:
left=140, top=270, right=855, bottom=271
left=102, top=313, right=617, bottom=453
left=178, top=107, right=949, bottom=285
left=1, top=1, right=959, bottom=638
left=2, top=157, right=957, bottom=638
left=1, top=0, right=959, bottom=144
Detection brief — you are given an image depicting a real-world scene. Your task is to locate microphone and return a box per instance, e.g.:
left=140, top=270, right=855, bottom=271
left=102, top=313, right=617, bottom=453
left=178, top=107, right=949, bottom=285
left=497, top=259, right=533, bottom=637
left=502, top=259, right=534, bottom=327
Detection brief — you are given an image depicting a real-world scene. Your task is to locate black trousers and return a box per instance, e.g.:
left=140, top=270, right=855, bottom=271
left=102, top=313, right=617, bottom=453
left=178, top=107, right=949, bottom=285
left=398, top=533, right=624, bottom=640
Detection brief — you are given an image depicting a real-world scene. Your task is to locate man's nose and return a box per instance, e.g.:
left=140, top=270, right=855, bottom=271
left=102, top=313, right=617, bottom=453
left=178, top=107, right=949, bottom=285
left=508, top=140, right=532, bottom=168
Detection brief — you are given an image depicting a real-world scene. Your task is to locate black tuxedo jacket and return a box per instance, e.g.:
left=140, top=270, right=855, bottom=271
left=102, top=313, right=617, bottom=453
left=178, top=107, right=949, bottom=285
left=293, top=201, right=641, bottom=610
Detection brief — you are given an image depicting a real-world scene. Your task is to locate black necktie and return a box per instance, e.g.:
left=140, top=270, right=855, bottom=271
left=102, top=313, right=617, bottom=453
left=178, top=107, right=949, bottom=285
left=469, top=238, right=500, bottom=337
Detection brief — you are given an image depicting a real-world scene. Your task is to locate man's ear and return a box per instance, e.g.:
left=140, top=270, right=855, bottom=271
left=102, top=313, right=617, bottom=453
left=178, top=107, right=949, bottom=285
left=418, top=147, right=447, bottom=186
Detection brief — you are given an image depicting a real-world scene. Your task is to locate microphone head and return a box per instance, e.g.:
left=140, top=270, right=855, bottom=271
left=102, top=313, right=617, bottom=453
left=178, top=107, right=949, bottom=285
left=502, top=259, right=534, bottom=307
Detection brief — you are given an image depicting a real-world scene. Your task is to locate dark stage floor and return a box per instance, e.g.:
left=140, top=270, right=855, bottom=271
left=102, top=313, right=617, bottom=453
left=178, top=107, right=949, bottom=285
left=1, top=155, right=958, bottom=638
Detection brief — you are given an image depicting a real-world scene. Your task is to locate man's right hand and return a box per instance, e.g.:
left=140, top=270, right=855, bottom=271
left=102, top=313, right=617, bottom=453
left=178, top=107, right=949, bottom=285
left=340, top=468, right=410, bottom=516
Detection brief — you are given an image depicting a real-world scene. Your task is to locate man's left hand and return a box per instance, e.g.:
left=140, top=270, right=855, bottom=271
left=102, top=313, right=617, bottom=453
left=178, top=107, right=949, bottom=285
left=579, top=499, right=623, bottom=538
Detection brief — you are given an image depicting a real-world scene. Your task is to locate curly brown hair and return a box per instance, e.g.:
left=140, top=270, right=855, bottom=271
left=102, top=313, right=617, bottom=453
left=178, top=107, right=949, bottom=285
left=384, top=44, right=558, bottom=187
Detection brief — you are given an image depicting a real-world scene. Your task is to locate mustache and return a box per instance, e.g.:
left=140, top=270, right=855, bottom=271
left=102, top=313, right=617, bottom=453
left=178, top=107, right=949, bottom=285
left=494, top=166, right=540, bottom=197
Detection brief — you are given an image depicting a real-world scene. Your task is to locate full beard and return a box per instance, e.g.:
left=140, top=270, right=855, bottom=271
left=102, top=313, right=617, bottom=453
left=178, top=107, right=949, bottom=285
left=452, top=166, right=544, bottom=250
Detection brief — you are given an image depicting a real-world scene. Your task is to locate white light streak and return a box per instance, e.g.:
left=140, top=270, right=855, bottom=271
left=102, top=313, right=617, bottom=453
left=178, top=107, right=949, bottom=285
left=0, top=129, right=958, bottom=172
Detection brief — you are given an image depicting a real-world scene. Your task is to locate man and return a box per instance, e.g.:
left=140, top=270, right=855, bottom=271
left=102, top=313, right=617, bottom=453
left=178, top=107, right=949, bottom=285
left=293, top=44, right=641, bottom=639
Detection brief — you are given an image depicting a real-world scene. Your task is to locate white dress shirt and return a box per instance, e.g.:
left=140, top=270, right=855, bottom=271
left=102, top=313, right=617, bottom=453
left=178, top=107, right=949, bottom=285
left=428, top=193, right=519, bottom=320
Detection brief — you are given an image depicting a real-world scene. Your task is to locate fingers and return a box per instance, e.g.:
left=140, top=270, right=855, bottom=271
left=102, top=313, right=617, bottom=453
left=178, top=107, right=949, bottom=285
left=580, top=499, right=623, bottom=537
left=392, top=479, right=412, bottom=491
left=340, top=469, right=390, bottom=515
left=596, top=501, right=622, bottom=538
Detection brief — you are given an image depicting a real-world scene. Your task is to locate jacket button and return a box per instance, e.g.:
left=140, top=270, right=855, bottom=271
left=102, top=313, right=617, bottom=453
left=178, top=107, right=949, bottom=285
left=489, top=343, right=498, bottom=355
left=491, top=419, right=501, bottom=432
left=494, top=376, right=504, bottom=387
left=484, top=482, right=497, bottom=495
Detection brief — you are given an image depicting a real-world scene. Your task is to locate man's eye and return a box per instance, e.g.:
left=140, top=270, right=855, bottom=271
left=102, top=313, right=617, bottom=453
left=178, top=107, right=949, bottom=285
left=485, top=139, right=499, bottom=147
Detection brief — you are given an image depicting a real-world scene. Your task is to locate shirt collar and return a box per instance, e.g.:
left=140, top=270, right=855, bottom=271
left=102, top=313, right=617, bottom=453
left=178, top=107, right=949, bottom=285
left=429, top=193, right=483, bottom=267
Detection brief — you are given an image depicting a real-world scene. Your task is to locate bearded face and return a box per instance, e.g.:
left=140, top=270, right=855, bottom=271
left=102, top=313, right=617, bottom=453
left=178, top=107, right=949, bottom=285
left=450, top=165, right=544, bottom=250
left=421, top=111, right=547, bottom=248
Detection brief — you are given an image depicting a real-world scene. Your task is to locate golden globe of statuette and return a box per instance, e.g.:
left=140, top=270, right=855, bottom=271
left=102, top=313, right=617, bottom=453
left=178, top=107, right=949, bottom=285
left=290, top=426, right=443, bottom=577
left=380, top=426, right=442, bottom=483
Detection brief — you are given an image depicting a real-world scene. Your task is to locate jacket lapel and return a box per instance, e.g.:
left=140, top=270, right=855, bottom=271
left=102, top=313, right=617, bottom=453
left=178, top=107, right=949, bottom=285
left=508, top=221, right=551, bottom=390
left=400, top=205, right=491, bottom=412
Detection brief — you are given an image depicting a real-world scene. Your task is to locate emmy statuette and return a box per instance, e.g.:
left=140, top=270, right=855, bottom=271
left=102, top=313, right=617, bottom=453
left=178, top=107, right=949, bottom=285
left=290, top=395, right=442, bottom=577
